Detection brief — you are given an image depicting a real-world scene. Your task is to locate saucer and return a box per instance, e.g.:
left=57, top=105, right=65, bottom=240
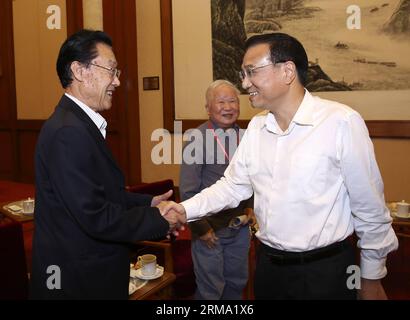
left=22, top=210, right=34, bottom=216
left=393, top=211, right=410, bottom=219
left=134, top=265, right=164, bottom=280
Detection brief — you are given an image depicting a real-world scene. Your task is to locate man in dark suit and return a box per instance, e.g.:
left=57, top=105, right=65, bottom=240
left=31, top=29, right=179, bottom=299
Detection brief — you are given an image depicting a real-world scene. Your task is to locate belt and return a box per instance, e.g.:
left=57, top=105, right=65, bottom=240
left=262, top=239, right=351, bottom=265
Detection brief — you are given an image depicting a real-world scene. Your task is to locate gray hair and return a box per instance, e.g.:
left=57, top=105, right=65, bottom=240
left=205, top=79, right=240, bottom=106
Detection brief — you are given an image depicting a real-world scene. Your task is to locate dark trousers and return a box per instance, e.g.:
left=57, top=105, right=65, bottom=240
left=254, top=240, right=357, bottom=300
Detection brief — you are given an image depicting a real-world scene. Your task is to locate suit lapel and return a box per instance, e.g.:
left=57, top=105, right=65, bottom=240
left=58, top=95, right=123, bottom=177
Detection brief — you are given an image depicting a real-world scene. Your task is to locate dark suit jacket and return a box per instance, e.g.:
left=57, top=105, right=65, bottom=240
left=31, top=95, right=169, bottom=300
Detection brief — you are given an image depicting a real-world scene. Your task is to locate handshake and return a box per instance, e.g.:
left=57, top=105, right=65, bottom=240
left=157, top=201, right=187, bottom=235
left=151, top=190, right=187, bottom=236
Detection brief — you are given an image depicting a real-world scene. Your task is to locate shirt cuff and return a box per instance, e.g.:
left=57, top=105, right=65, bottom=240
left=360, top=255, right=387, bottom=279
left=181, top=198, right=201, bottom=222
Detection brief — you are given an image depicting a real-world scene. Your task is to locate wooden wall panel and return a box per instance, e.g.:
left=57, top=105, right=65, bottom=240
left=160, top=0, right=175, bottom=132
left=0, top=1, right=17, bottom=180
left=2, top=0, right=141, bottom=184
left=0, top=0, right=83, bottom=183
left=66, top=0, right=84, bottom=36
left=17, top=131, right=38, bottom=182
left=103, top=0, right=142, bottom=184
left=0, top=131, right=14, bottom=179
left=0, top=0, right=16, bottom=123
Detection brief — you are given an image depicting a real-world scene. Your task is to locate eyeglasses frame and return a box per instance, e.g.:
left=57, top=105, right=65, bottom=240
left=89, top=62, right=121, bottom=79
left=239, top=60, right=287, bottom=81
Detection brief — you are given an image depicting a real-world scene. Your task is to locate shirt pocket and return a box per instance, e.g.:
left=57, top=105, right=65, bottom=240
left=289, top=153, right=329, bottom=201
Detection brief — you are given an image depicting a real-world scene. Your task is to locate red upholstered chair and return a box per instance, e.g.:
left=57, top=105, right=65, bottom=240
left=126, top=180, right=196, bottom=299
left=0, top=218, right=29, bottom=299
left=126, top=179, right=176, bottom=201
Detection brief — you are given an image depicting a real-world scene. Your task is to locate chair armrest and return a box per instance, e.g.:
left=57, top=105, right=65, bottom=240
left=138, top=240, right=170, bottom=248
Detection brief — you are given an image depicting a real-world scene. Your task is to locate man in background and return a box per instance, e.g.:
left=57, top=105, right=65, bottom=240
left=180, top=80, right=253, bottom=300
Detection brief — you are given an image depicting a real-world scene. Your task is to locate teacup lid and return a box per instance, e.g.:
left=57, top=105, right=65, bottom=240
left=397, top=200, right=410, bottom=206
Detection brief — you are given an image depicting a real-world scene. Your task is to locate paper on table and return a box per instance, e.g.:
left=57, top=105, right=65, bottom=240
left=129, top=277, right=147, bottom=295
left=7, top=205, right=23, bottom=212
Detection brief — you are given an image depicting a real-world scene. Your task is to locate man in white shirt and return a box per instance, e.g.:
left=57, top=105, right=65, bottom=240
left=166, top=33, right=398, bottom=299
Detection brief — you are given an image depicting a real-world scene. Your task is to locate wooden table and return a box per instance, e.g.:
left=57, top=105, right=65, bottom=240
left=0, top=201, right=34, bottom=224
left=129, top=271, right=176, bottom=300
left=386, top=201, right=410, bottom=236
left=392, top=216, right=410, bottom=237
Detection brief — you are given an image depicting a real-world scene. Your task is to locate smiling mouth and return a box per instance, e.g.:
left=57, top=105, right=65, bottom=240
left=249, top=92, right=258, bottom=97
left=222, top=112, right=239, bottom=120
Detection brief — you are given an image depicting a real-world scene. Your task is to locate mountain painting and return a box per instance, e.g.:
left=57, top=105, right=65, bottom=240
left=211, top=0, right=410, bottom=92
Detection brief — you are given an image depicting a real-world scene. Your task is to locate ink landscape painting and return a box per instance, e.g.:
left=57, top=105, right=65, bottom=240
left=212, top=0, right=410, bottom=92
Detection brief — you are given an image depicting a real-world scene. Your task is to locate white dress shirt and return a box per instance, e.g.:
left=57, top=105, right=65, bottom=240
left=64, top=93, right=107, bottom=139
left=182, top=90, right=398, bottom=279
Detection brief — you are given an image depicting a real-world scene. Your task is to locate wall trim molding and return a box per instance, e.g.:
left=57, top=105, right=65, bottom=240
left=177, top=119, right=410, bottom=138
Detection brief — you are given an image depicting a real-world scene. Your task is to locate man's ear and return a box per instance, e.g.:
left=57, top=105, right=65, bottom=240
left=70, top=61, right=85, bottom=82
left=283, top=61, right=297, bottom=85
left=205, top=104, right=211, bottom=116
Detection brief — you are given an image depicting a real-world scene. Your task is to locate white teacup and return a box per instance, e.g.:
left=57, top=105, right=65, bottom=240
left=396, top=201, right=410, bottom=218
left=22, top=198, right=35, bottom=215
left=137, top=254, right=157, bottom=276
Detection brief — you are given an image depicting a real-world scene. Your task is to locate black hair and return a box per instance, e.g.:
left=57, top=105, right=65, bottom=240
left=56, top=29, right=112, bottom=88
left=245, top=33, right=308, bottom=86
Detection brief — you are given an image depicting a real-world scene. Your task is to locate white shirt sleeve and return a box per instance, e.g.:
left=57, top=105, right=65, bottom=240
left=182, top=127, right=254, bottom=221
left=339, top=112, right=398, bottom=279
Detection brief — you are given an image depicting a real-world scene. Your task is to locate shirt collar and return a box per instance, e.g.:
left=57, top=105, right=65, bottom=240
left=208, top=119, right=240, bottom=132
left=64, top=93, right=108, bottom=138
left=292, top=89, right=315, bottom=126
left=264, top=89, right=315, bottom=134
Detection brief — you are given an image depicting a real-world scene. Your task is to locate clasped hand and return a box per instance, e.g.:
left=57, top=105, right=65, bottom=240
left=155, top=199, right=187, bottom=237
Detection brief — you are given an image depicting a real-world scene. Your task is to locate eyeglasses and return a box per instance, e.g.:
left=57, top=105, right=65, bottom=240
left=89, top=62, right=121, bottom=79
left=239, top=61, right=286, bottom=81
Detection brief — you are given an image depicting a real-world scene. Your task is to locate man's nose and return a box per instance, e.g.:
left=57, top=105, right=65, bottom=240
left=112, top=75, right=120, bottom=87
left=241, top=76, right=251, bottom=90
left=223, top=102, right=233, bottom=109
